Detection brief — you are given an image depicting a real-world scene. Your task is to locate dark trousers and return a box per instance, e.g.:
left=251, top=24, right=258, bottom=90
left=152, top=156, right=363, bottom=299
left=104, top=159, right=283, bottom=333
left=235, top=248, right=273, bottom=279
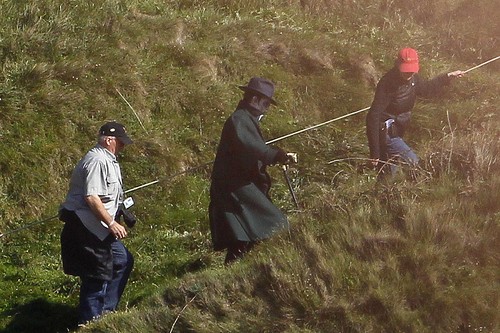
left=79, top=239, right=134, bottom=324
left=59, top=209, right=134, bottom=324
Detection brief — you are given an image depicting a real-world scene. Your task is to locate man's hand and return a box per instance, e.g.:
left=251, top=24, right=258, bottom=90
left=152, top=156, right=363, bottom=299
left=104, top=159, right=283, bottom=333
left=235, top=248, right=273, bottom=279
left=86, top=194, right=128, bottom=239
left=109, top=221, right=127, bottom=239
left=447, top=70, right=465, bottom=78
left=274, top=148, right=289, bottom=164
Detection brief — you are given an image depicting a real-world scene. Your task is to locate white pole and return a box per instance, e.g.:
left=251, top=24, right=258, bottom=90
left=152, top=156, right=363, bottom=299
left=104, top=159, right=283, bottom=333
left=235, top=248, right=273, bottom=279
left=462, top=55, right=500, bottom=74
left=125, top=54, right=500, bottom=193
left=266, top=106, right=370, bottom=144
left=8, top=56, right=499, bottom=236
left=125, top=179, right=159, bottom=194
left=266, top=54, right=500, bottom=144
left=124, top=161, right=213, bottom=194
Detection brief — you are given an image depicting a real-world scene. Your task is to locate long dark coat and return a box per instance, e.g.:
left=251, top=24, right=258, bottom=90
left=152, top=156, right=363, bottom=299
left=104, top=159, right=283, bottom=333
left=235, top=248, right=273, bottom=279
left=209, top=104, right=288, bottom=251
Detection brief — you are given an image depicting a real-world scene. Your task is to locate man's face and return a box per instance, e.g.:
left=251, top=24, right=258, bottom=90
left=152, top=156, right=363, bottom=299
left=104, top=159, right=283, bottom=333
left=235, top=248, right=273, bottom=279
left=107, top=136, right=125, bottom=154
left=400, top=71, right=415, bottom=81
left=247, top=94, right=274, bottom=119
left=257, top=96, right=272, bottom=113
left=115, top=138, right=125, bottom=153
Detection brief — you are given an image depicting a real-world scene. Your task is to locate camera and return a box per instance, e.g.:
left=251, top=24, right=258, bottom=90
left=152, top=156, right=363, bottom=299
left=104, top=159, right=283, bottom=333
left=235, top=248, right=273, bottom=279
left=115, top=204, right=137, bottom=228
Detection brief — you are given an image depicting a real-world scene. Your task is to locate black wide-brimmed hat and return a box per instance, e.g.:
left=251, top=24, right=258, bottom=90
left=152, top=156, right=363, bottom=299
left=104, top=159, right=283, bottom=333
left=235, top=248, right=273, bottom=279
left=238, top=77, right=277, bottom=105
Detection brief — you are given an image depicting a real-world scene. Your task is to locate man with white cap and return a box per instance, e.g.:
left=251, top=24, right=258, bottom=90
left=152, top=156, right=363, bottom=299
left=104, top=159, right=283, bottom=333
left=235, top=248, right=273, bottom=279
left=59, top=121, right=134, bottom=325
left=366, top=47, right=464, bottom=176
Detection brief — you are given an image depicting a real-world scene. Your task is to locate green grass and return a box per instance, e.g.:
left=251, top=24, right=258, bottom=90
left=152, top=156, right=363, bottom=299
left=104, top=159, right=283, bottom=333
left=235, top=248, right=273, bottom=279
left=0, top=0, right=499, bottom=332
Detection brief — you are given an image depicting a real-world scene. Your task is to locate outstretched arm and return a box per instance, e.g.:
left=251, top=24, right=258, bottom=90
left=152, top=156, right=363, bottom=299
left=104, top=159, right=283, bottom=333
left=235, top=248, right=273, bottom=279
left=416, top=69, right=465, bottom=96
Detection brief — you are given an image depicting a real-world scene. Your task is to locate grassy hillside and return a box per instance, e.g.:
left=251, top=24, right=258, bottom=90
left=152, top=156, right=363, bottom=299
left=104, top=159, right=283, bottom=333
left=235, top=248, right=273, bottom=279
left=0, top=0, right=498, bottom=332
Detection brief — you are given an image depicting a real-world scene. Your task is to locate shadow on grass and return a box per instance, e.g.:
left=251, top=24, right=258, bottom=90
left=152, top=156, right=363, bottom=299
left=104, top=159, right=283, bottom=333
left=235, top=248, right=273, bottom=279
left=0, top=298, right=77, bottom=333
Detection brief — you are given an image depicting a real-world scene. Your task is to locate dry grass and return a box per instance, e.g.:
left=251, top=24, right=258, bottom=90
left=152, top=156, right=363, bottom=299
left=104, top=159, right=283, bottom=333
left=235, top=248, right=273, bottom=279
left=0, top=0, right=499, bottom=332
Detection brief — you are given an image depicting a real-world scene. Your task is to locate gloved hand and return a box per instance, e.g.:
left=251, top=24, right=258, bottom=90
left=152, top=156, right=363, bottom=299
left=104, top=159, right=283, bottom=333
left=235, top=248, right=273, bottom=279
left=274, top=148, right=289, bottom=164
left=286, top=152, right=298, bottom=164
left=275, top=149, right=298, bottom=165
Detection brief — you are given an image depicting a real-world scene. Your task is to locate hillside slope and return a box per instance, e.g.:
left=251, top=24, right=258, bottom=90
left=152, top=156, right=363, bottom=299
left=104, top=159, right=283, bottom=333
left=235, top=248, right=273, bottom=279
left=0, top=0, right=498, bottom=332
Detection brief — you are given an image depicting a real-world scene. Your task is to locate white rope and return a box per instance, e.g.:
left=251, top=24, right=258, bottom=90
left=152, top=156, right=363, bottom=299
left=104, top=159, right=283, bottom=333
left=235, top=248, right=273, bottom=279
left=125, top=161, right=212, bottom=194
left=266, top=107, right=370, bottom=144
left=462, top=55, right=500, bottom=74
left=124, top=107, right=371, bottom=194
left=4, top=54, right=499, bottom=237
left=0, top=214, right=58, bottom=239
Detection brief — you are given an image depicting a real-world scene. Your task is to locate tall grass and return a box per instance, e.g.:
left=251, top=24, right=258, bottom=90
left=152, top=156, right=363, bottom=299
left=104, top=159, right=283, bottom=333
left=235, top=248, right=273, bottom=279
left=88, top=174, right=499, bottom=332
left=0, top=0, right=498, bottom=332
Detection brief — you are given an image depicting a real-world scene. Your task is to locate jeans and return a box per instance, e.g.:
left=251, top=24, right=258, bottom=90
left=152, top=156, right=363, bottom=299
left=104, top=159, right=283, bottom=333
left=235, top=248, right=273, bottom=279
left=78, top=240, right=134, bottom=324
left=385, top=135, right=419, bottom=175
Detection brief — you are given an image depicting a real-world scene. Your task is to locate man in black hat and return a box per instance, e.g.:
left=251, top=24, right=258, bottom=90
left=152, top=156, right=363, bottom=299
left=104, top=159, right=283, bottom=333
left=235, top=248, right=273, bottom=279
left=209, top=77, right=292, bottom=264
left=59, top=121, right=134, bottom=325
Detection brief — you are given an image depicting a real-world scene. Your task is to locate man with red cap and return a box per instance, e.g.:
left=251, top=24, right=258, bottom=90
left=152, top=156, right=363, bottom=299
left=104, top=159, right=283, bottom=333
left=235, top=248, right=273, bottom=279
left=366, top=47, right=464, bottom=176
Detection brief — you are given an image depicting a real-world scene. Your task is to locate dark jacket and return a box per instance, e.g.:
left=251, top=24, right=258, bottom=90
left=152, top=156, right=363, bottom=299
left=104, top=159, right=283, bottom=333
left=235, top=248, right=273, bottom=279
left=366, top=67, right=451, bottom=160
left=60, top=208, right=113, bottom=280
left=209, top=102, right=288, bottom=250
